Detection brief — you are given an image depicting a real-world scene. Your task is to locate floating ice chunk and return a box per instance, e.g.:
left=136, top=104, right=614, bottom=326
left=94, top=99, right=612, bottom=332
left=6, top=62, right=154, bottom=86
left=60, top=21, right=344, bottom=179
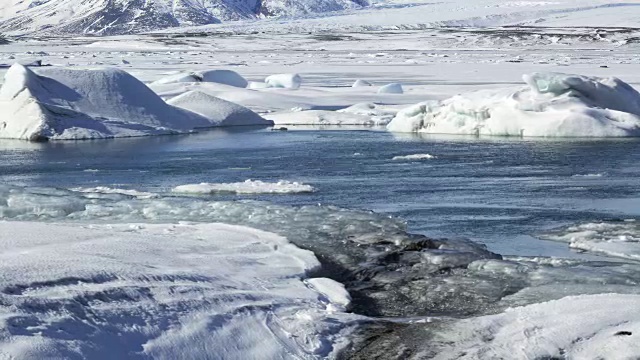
left=173, top=180, right=315, bottom=194
left=541, top=221, right=640, bottom=260
left=0, top=64, right=225, bottom=141
left=392, top=153, right=436, bottom=161
left=352, top=79, right=372, bottom=87
left=265, top=73, right=302, bottom=89
left=429, top=294, right=640, bottom=359
left=388, top=72, right=640, bottom=137
left=70, top=186, right=158, bottom=199
left=152, top=69, right=248, bottom=88
left=377, top=83, right=404, bottom=94
left=167, top=91, right=273, bottom=127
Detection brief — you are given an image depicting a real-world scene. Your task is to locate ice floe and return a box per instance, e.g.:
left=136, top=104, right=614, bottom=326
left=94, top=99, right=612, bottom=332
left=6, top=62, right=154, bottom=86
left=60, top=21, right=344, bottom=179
left=387, top=72, right=640, bottom=137
left=392, top=153, right=436, bottom=161
left=172, top=180, right=315, bottom=194
left=541, top=220, right=640, bottom=260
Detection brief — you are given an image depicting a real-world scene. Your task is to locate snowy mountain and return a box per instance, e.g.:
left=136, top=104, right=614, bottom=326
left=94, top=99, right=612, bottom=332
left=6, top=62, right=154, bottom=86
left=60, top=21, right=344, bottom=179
left=0, top=0, right=368, bottom=35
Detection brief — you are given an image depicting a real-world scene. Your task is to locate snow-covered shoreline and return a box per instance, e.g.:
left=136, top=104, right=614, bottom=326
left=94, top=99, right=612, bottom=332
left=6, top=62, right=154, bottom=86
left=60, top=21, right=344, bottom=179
left=0, top=221, right=360, bottom=359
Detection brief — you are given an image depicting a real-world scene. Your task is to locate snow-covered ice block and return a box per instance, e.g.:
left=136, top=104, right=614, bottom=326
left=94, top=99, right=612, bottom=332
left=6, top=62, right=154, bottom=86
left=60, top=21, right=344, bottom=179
left=352, top=79, right=372, bottom=87
left=0, top=64, right=217, bottom=140
left=0, top=64, right=264, bottom=140
left=265, top=73, right=302, bottom=89
left=388, top=72, right=640, bottom=137
left=167, top=91, right=273, bottom=127
left=378, top=83, right=404, bottom=94
left=173, top=180, right=315, bottom=194
left=152, top=69, right=248, bottom=88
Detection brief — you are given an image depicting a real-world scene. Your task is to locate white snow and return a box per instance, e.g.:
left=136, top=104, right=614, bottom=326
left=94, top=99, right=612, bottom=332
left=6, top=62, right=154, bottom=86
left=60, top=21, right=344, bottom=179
left=392, top=153, right=436, bottom=161
left=377, top=83, right=404, bottom=94
left=167, top=91, right=273, bottom=127
left=265, top=73, right=302, bottom=90
left=0, top=221, right=356, bottom=359
left=429, top=293, right=640, bottom=359
left=173, top=180, right=315, bottom=194
left=388, top=72, right=640, bottom=137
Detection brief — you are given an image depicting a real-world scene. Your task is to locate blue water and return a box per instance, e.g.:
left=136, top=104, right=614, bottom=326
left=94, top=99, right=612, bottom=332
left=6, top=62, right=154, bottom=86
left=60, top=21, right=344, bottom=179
left=3, top=128, right=640, bottom=258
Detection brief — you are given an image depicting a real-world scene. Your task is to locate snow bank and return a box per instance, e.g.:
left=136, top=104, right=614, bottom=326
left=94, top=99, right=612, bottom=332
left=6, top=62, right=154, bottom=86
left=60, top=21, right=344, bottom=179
left=173, top=180, right=315, bottom=194
left=378, top=83, right=403, bottom=94
left=0, top=221, right=354, bottom=359
left=430, top=294, right=640, bottom=359
left=265, top=73, right=302, bottom=89
left=167, top=91, right=273, bottom=127
left=0, top=64, right=261, bottom=140
left=388, top=72, right=640, bottom=137
left=392, top=153, right=436, bottom=161
left=152, top=69, right=248, bottom=88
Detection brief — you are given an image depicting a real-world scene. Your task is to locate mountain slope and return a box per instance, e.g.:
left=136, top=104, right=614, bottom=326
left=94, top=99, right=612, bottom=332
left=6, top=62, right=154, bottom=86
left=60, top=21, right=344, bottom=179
left=0, top=0, right=367, bottom=35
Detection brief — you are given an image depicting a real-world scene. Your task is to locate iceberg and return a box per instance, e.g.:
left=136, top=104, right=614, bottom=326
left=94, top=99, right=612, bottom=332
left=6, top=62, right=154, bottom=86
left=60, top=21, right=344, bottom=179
left=387, top=72, right=640, bottom=137
left=0, top=64, right=265, bottom=141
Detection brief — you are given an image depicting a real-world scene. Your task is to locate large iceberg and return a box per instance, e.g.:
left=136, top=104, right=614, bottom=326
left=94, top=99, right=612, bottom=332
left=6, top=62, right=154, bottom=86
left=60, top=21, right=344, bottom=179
left=0, top=64, right=268, bottom=141
left=387, top=72, right=640, bottom=137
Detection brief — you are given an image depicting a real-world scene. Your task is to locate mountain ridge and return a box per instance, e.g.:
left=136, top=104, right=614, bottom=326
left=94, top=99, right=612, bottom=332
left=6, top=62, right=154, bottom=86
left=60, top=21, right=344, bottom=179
left=0, top=0, right=368, bottom=35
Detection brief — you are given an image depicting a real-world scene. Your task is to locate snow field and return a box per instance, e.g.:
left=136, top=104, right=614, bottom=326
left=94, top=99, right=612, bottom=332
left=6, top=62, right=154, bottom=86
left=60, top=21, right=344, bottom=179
left=0, top=221, right=358, bottom=359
